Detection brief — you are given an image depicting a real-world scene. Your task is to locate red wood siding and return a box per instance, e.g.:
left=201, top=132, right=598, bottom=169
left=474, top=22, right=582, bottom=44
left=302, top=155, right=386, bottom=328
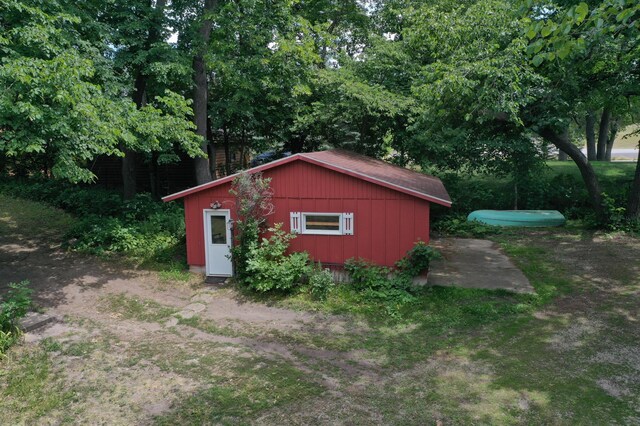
left=183, top=160, right=430, bottom=268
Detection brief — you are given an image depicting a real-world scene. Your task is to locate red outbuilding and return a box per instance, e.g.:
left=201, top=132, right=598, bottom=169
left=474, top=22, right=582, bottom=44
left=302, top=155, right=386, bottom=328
left=163, top=150, right=451, bottom=277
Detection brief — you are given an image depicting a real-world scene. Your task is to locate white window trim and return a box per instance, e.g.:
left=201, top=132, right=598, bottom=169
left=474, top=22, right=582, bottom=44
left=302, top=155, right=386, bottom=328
left=302, top=212, right=343, bottom=235
left=290, top=212, right=354, bottom=236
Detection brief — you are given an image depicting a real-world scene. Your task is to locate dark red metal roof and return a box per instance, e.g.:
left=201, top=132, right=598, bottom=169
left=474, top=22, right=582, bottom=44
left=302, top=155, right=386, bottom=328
left=300, top=150, right=451, bottom=206
left=163, top=149, right=451, bottom=206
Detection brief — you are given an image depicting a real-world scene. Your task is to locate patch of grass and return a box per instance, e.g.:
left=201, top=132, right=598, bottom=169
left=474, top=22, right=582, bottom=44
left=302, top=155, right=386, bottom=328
left=287, top=281, right=546, bottom=331
left=498, top=240, right=573, bottom=301
left=0, top=348, right=76, bottom=424
left=547, top=160, right=637, bottom=180
left=176, top=314, right=256, bottom=340
left=0, top=194, right=73, bottom=240
left=100, top=293, right=178, bottom=322
left=156, top=264, right=192, bottom=283
left=124, top=340, right=242, bottom=377
left=122, top=338, right=323, bottom=424
left=155, top=359, right=323, bottom=425
left=39, top=337, right=62, bottom=353
left=62, top=340, right=100, bottom=358
left=467, top=317, right=638, bottom=424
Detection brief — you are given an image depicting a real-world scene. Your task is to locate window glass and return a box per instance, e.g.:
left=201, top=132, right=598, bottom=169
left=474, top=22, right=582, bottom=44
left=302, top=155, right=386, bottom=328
left=304, top=214, right=340, bottom=231
left=210, top=216, right=227, bottom=244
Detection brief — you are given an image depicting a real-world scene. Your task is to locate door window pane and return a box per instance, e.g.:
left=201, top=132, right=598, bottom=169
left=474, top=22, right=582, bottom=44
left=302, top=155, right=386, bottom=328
left=210, top=216, right=227, bottom=244
left=304, top=214, right=340, bottom=231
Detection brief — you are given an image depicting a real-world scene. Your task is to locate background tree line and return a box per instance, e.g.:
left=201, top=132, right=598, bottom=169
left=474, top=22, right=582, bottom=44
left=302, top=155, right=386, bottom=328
left=0, top=0, right=638, bottom=220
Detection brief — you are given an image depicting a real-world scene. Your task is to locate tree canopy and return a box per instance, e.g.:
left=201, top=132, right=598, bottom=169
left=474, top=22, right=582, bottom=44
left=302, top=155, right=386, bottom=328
left=0, top=0, right=638, bottom=218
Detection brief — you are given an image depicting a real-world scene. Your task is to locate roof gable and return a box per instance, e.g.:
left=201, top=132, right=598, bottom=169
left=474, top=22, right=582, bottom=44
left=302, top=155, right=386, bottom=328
left=162, top=150, right=451, bottom=207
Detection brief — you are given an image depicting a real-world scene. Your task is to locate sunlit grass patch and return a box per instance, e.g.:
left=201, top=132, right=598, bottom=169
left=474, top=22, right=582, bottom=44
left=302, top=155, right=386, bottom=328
left=0, top=194, right=73, bottom=240
left=155, top=359, right=323, bottom=425
left=99, top=293, right=178, bottom=322
left=0, top=347, right=77, bottom=424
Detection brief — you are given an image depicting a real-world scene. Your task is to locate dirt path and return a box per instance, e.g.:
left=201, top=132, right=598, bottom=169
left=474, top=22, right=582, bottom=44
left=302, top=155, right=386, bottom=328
left=0, top=226, right=382, bottom=423
left=2, top=202, right=640, bottom=424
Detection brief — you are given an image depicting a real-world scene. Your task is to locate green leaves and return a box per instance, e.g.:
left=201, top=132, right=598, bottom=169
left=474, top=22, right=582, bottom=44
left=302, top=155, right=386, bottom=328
left=0, top=0, right=203, bottom=183
left=523, top=0, right=639, bottom=66
left=575, top=2, right=590, bottom=24
left=531, top=54, right=544, bottom=67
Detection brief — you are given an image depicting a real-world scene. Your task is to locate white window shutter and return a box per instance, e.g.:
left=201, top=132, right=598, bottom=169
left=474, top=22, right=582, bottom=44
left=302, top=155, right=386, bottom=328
left=290, top=212, right=301, bottom=233
left=343, top=213, right=354, bottom=235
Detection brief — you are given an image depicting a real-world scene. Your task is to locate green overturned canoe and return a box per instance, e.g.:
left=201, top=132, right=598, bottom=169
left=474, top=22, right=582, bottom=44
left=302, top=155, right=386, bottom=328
left=467, top=210, right=566, bottom=227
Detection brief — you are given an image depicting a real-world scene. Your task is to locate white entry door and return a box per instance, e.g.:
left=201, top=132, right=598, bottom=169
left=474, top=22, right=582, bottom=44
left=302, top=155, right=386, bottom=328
left=204, top=210, right=233, bottom=276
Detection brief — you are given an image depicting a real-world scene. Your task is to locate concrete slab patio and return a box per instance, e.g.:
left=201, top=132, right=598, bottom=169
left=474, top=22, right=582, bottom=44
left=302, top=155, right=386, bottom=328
left=428, top=238, right=534, bottom=294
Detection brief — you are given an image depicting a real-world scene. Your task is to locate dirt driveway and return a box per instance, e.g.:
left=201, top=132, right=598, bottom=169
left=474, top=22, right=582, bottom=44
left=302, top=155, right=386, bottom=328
left=0, top=212, right=382, bottom=424
left=2, top=197, right=640, bottom=424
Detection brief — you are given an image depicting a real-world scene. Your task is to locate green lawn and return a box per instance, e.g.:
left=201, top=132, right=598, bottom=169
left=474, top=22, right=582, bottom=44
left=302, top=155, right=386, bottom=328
left=547, top=160, right=637, bottom=180
left=0, top=194, right=73, bottom=241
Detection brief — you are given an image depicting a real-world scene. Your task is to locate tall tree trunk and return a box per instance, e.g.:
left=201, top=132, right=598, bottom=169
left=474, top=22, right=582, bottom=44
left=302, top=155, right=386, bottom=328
left=627, top=152, right=640, bottom=219
left=289, top=134, right=306, bottom=154
left=596, top=107, right=611, bottom=161
left=223, top=123, right=231, bottom=176
left=558, top=150, right=568, bottom=161
left=240, top=125, right=247, bottom=168
left=192, top=0, right=217, bottom=185
left=122, top=0, right=167, bottom=200
left=538, top=126, right=604, bottom=218
left=122, top=151, right=138, bottom=200
left=586, top=111, right=597, bottom=161
left=605, top=119, right=618, bottom=161
left=206, top=117, right=217, bottom=178
left=146, top=0, right=166, bottom=200
left=123, top=72, right=148, bottom=200
left=149, top=152, right=160, bottom=199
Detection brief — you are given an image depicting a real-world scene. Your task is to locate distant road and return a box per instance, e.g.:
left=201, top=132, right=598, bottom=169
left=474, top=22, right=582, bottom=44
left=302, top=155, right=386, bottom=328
left=580, top=148, right=638, bottom=161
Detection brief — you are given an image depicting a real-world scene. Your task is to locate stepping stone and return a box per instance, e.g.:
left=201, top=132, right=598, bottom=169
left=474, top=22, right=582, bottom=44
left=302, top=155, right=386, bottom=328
left=19, top=312, right=55, bottom=332
left=183, top=303, right=206, bottom=313
left=164, top=317, right=179, bottom=327
left=191, top=293, right=214, bottom=303
left=177, top=310, right=195, bottom=319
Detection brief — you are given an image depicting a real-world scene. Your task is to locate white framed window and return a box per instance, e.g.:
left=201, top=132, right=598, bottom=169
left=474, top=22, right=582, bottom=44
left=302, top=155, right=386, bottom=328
left=290, top=212, right=354, bottom=235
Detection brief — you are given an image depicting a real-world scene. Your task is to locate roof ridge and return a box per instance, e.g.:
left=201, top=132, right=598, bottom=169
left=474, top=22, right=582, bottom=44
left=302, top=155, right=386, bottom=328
left=301, top=149, right=443, bottom=182
left=163, top=149, right=451, bottom=207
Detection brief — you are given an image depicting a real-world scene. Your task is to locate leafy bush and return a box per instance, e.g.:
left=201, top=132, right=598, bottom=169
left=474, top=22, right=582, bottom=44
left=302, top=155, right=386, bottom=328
left=228, top=173, right=317, bottom=294
left=432, top=167, right=632, bottom=229
left=0, top=281, right=32, bottom=356
left=231, top=219, right=261, bottom=284
left=395, top=241, right=442, bottom=277
left=242, top=224, right=311, bottom=293
left=307, top=265, right=335, bottom=300
left=0, top=330, right=16, bottom=357
left=344, top=258, right=415, bottom=318
left=433, top=215, right=502, bottom=238
left=0, top=178, right=186, bottom=265
left=591, top=193, right=640, bottom=233
left=342, top=243, right=443, bottom=317
left=0, top=178, right=122, bottom=217
left=345, top=259, right=392, bottom=292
